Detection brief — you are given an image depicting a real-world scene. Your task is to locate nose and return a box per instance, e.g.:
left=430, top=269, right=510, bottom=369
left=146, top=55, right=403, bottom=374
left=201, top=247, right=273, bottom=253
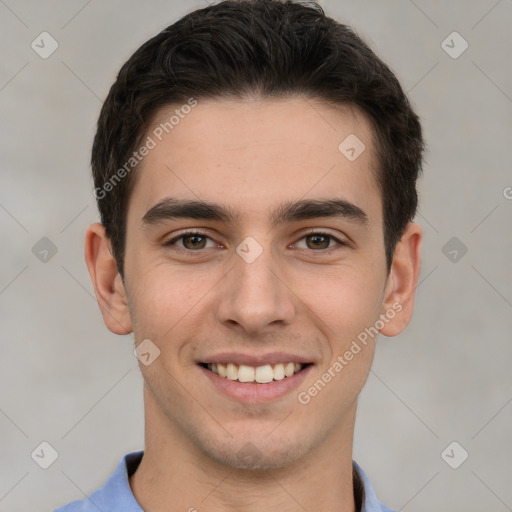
left=214, top=242, right=296, bottom=336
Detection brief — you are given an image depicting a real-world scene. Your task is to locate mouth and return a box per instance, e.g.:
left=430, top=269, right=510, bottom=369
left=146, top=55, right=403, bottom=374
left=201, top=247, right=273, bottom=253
left=197, top=351, right=315, bottom=403
left=199, top=362, right=311, bottom=384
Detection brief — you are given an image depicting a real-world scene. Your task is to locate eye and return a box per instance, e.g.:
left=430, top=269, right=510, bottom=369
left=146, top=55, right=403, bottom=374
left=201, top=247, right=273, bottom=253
left=294, top=231, right=345, bottom=251
left=165, top=231, right=218, bottom=251
left=164, top=230, right=346, bottom=254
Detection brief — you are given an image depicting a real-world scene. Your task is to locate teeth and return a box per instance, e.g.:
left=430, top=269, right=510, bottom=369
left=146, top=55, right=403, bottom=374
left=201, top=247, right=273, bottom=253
left=206, top=362, right=304, bottom=383
left=255, top=365, right=273, bottom=383
left=217, top=363, right=227, bottom=378
left=238, top=365, right=255, bottom=382
left=273, top=363, right=285, bottom=380
left=284, top=362, right=295, bottom=377
left=226, top=363, right=238, bottom=380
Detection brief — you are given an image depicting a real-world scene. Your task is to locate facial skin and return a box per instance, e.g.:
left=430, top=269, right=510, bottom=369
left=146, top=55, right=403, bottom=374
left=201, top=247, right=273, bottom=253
left=85, top=97, right=422, bottom=511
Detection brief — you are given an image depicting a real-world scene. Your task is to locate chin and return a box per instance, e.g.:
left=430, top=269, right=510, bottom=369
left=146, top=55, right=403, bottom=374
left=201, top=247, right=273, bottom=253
left=196, top=430, right=314, bottom=471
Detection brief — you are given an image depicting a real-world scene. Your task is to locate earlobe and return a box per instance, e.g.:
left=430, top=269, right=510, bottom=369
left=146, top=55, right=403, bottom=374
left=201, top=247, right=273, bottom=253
left=379, top=222, right=422, bottom=337
left=84, top=223, right=133, bottom=335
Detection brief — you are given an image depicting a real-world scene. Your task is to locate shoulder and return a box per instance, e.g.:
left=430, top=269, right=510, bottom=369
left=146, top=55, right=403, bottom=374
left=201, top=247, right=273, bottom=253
left=51, top=451, right=144, bottom=512
left=353, top=460, right=398, bottom=512
left=53, top=494, right=102, bottom=512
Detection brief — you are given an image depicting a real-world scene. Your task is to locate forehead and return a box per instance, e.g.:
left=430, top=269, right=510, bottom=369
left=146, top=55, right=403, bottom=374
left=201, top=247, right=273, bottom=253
left=128, top=97, right=381, bottom=226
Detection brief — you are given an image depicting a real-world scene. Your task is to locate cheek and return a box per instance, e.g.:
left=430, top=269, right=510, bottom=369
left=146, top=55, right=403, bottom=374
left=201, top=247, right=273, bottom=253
left=126, top=264, right=219, bottom=346
left=295, top=266, right=385, bottom=341
left=296, top=274, right=381, bottom=411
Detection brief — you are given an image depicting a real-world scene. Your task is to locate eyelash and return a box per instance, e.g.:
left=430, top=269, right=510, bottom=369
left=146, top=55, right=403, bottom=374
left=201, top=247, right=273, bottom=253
left=164, top=229, right=346, bottom=255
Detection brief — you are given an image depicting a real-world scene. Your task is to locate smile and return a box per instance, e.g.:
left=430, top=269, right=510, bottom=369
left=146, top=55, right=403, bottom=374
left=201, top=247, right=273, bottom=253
left=201, top=362, right=307, bottom=383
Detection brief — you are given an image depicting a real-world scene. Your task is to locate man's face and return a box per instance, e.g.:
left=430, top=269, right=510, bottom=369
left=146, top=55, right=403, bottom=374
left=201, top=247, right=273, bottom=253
left=120, top=97, right=398, bottom=468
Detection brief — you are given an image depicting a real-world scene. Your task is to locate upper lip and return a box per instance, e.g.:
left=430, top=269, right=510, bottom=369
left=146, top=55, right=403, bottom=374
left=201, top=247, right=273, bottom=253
left=199, top=352, right=313, bottom=366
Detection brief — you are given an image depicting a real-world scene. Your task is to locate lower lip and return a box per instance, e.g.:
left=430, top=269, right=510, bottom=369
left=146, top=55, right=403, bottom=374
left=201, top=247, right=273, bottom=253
left=199, top=364, right=313, bottom=403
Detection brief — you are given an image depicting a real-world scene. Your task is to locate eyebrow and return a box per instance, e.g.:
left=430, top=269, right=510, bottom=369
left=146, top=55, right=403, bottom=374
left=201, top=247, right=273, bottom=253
left=141, top=197, right=368, bottom=228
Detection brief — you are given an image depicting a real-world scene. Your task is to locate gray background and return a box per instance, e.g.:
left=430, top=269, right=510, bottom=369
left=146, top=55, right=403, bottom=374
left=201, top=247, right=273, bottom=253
left=1, top=0, right=511, bottom=511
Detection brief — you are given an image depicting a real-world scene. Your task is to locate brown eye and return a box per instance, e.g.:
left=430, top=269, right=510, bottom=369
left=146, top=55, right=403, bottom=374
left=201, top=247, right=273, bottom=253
left=166, top=231, right=217, bottom=251
left=294, top=232, right=344, bottom=251
left=182, top=234, right=207, bottom=250
left=305, top=234, right=331, bottom=250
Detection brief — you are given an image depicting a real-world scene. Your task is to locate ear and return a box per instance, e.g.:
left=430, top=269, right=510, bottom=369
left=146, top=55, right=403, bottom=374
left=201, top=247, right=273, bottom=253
left=84, top=222, right=133, bottom=335
left=379, top=222, right=422, bottom=337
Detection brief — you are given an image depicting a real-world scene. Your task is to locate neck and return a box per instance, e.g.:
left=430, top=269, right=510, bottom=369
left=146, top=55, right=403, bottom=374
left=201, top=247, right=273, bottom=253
left=130, top=386, right=358, bottom=512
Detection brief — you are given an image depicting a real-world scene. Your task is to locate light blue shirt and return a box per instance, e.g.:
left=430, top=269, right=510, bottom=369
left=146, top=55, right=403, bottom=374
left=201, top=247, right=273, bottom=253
left=53, top=451, right=396, bottom=512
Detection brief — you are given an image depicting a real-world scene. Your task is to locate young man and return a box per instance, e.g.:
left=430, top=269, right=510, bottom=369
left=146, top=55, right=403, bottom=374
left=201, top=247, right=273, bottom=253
left=55, top=0, right=423, bottom=510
